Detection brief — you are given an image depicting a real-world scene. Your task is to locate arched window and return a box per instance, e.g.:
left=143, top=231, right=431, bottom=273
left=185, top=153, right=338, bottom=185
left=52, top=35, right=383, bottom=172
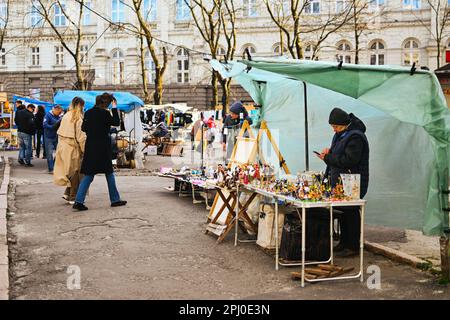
left=217, top=46, right=226, bottom=56
left=273, top=43, right=287, bottom=55
left=241, top=44, right=256, bottom=58
left=403, top=39, right=419, bottom=66
left=369, top=40, right=385, bottom=65
left=111, top=49, right=124, bottom=85
left=145, top=51, right=156, bottom=83
left=337, top=41, right=352, bottom=63
left=177, top=48, right=189, bottom=84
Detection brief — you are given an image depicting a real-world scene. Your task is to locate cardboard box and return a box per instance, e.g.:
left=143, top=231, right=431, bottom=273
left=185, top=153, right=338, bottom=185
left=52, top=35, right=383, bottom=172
left=144, top=145, right=158, bottom=156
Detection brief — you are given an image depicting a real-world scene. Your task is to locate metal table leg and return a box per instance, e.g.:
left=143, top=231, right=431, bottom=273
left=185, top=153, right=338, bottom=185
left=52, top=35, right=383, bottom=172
left=234, top=186, right=239, bottom=247
left=275, top=199, right=279, bottom=271
left=330, top=206, right=334, bottom=265
left=301, top=207, right=306, bottom=288
left=360, top=204, right=365, bottom=283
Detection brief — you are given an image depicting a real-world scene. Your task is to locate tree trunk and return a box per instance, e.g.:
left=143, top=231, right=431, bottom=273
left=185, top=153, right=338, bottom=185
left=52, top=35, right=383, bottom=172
left=154, top=68, right=163, bottom=105
left=437, top=43, right=441, bottom=69
left=75, top=61, right=86, bottom=90
left=212, top=71, right=219, bottom=109
left=139, top=35, right=151, bottom=104
left=220, top=78, right=231, bottom=118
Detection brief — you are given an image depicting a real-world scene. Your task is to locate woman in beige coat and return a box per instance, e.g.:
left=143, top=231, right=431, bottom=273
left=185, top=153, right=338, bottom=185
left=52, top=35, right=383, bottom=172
left=53, top=97, right=86, bottom=204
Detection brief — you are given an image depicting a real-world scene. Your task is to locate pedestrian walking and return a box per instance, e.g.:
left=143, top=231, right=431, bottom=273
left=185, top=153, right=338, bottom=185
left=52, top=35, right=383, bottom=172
left=14, top=103, right=36, bottom=167
left=54, top=97, right=86, bottom=205
left=35, top=105, right=46, bottom=159
left=43, top=105, right=63, bottom=173
left=73, top=93, right=127, bottom=211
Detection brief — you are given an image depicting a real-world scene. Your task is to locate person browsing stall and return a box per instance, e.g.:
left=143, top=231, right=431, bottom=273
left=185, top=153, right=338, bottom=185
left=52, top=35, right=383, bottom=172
left=316, top=107, right=369, bottom=258
left=43, top=105, right=63, bottom=173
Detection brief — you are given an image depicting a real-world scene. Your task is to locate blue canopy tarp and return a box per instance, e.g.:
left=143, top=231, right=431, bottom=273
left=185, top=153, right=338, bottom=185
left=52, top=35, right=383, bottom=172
left=12, top=95, right=55, bottom=113
left=53, top=90, right=144, bottom=113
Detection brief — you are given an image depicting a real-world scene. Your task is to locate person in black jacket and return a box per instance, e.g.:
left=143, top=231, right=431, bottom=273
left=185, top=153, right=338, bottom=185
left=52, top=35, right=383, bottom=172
left=317, top=107, right=369, bottom=257
left=15, top=104, right=37, bottom=166
left=35, top=105, right=46, bottom=159
left=73, top=93, right=127, bottom=211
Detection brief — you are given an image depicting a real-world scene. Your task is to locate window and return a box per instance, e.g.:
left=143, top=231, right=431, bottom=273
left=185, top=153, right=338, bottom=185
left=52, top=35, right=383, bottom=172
left=273, top=44, right=287, bottom=55
left=242, top=45, right=256, bottom=58
left=144, top=51, right=156, bottom=82
left=31, top=47, right=40, bottom=66
left=337, top=41, right=352, bottom=63
left=369, top=0, right=385, bottom=8
left=0, top=48, right=5, bottom=66
left=369, top=41, right=385, bottom=65
left=55, top=46, right=64, bottom=65
left=217, top=47, right=226, bottom=56
left=54, top=0, right=66, bottom=27
left=83, top=0, right=92, bottom=25
left=403, top=39, right=419, bottom=65
left=0, top=0, right=7, bottom=28
left=336, top=0, right=349, bottom=12
left=144, top=0, right=157, bottom=21
left=176, top=0, right=191, bottom=20
left=304, top=44, right=314, bottom=60
left=30, top=0, right=43, bottom=27
left=176, top=48, right=189, bottom=84
left=80, top=44, right=89, bottom=64
left=243, top=0, right=258, bottom=17
left=111, top=49, right=124, bottom=84
left=403, top=0, right=420, bottom=9
left=111, top=0, right=125, bottom=23
left=305, top=0, right=320, bottom=14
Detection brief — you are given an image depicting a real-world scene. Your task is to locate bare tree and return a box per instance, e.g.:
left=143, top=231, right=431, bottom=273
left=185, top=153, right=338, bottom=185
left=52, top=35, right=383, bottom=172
left=131, top=0, right=168, bottom=105
left=265, top=0, right=355, bottom=60
left=0, top=0, right=10, bottom=53
left=35, top=0, right=89, bottom=90
left=186, top=0, right=237, bottom=109
left=412, top=0, right=450, bottom=68
left=138, top=30, right=152, bottom=104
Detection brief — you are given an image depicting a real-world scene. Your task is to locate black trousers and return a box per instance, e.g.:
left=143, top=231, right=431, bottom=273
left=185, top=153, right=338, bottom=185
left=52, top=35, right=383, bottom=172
left=337, top=207, right=361, bottom=251
left=36, top=130, right=46, bottom=157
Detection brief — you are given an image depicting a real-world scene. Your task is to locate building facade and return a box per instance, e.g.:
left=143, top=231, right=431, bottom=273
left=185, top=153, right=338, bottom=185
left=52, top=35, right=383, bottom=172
left=0, top=0, right=448, bottom=107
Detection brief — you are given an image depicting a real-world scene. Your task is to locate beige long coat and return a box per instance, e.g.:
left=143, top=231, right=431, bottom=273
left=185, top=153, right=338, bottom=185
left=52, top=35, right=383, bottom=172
left=53, top=111, right=86, bottom=187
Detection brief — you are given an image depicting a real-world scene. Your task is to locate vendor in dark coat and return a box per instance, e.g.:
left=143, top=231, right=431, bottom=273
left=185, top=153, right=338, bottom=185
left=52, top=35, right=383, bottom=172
left=317, top=107, right=369, bottom=257
left=73, top=93, right=127, bottom=211
left=222, top=101, right=253, bottom=162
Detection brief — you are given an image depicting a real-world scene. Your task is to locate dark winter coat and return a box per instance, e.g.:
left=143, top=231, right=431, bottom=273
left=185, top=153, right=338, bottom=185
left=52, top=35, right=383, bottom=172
left=80, top=106, right=120, bottom=175
left=14, top=109, right=36, bottom=135
left=324, top=114, right=369, bottom=198
left=35, top=112, right=45, bottom=131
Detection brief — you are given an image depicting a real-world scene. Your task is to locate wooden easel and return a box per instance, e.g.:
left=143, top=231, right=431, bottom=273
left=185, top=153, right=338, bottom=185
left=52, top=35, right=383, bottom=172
left=206, top=120, right=290, bottom=243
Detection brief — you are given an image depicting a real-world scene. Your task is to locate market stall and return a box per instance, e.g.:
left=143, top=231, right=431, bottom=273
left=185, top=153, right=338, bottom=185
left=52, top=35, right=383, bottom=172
left=53, top=90, right=145, bottom=169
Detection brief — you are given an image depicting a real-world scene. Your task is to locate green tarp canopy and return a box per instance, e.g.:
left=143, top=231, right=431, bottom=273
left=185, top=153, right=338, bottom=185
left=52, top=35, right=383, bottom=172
left=211, top=58, right=450, bottom=236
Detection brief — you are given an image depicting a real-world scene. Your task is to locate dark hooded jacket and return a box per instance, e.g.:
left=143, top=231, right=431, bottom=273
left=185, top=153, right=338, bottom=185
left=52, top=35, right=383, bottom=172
left=324, top=113, right=369, bottom=198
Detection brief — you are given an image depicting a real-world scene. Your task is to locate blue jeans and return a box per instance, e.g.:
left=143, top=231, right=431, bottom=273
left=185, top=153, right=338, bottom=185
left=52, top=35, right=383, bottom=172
left=75, top=173, right=121, bottom=204
left=18, top=132, right=32, bottom=164
left=44, top=136, right=58, bottom=172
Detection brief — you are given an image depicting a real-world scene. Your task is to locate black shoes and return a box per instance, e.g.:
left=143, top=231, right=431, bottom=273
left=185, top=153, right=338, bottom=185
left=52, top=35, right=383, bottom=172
left=335, top=248, right=359, bottom=258
left=18, top=159, right=25, bottom=165
left=73, top=202, right=88, bottom=211
left=333, top=243, right=345, bottom=252
left=25, top=163, right=34, bottom=167
left=111, top=200, right=127, bottom=207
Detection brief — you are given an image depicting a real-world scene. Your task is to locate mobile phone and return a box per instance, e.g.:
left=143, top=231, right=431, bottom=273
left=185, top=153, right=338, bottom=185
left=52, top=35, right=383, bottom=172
left=313, top=151, right=321, bottom=156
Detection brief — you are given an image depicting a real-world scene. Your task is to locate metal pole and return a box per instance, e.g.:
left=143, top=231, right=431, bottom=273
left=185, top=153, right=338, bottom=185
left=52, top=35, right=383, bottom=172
left=201, top=123, right=204, bottom=176
left=303, top=81, right=309, bottom=171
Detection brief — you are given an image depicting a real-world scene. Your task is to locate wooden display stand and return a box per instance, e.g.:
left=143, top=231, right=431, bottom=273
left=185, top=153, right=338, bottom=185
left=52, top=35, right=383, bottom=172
left=206, top=120, right=289, bottom=243
left=160, top=140, right=184, bottom=157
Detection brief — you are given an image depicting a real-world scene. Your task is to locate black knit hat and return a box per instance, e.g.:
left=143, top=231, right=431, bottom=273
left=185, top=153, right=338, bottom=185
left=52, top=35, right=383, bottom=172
left=328, top=107, right=350, bottom=126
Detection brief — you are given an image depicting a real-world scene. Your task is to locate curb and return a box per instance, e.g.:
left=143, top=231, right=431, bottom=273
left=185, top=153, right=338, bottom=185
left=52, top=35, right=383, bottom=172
left=364, top=240, right=432, bottom=269
left=0, top=156, right=10, bottom=300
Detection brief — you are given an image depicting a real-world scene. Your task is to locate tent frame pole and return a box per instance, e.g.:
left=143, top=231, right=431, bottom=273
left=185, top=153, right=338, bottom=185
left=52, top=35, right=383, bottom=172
left=303, top=81, right=309, bottom=171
